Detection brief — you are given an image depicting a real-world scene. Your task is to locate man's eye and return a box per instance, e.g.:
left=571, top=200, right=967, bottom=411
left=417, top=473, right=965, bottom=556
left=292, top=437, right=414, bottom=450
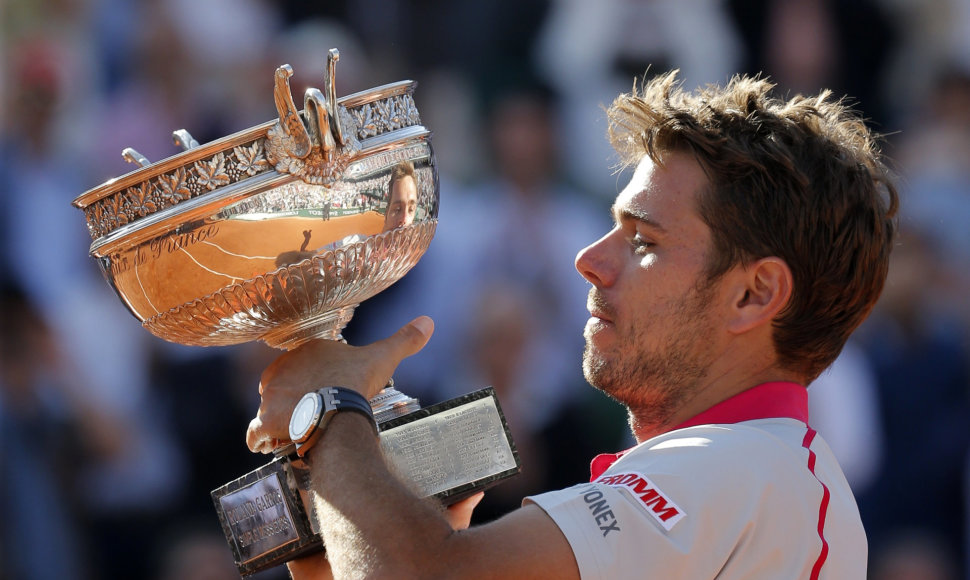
left=632, top=233, right=654, bottom=251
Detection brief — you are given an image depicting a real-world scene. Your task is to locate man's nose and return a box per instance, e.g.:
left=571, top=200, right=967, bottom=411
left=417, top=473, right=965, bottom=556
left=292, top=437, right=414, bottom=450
left=575, top=231, right=616, bottom=288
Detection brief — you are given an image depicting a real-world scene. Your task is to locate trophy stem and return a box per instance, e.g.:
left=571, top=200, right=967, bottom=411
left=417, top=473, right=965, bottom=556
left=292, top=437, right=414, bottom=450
left=262, top=305, right=357, bottom=350
left=369, top=383, right=421, bottom=423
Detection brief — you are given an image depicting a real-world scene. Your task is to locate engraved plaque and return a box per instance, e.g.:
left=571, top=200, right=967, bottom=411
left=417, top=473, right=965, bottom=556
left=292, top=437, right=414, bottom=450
left=213, top=458, right=321, bottom=575
left=212, top=387, right=520, bottom=576
left=218, top=471, right=299, bottom=560
left=380, top=389, right=519, bottom=502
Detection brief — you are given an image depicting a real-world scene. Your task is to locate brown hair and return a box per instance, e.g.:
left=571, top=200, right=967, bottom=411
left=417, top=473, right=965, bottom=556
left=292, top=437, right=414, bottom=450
left=389, top=161, right=416, bottom=191
left=607, top=71, right=898, bottom=381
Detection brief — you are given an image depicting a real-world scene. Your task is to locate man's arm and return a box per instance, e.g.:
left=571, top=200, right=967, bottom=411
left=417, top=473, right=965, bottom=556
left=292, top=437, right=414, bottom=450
left=305, top=411, right=579, bottom=579
left=287, top=491, right=484, bottom=579
left=248, top=317, right=581, bottom=580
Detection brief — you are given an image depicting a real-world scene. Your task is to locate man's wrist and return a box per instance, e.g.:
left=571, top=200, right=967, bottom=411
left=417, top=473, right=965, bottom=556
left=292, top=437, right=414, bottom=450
left=326, top=402, right=380, bottom=435
left=304, top=410, right=381, bottom=463
left=290, top=387, right=378, bottom=458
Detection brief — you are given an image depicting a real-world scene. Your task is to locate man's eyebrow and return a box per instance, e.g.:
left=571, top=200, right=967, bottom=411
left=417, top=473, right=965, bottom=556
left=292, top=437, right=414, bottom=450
left=611, top=204, right=668, bottom=234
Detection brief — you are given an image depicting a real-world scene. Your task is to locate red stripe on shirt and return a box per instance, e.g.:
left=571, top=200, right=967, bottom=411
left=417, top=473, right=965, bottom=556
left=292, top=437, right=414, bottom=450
left=802, top=428, right=831, bottom=579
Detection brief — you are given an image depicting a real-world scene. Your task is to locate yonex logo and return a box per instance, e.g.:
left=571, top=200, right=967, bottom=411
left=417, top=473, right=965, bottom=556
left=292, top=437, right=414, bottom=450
left=580, top=486, right=621, bottom=537
left=595, top=471, right=686, bottom=531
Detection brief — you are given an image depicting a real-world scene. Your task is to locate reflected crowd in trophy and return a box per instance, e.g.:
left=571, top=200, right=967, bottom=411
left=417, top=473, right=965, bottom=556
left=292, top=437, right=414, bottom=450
left=2, top=0, right=970, bottom=578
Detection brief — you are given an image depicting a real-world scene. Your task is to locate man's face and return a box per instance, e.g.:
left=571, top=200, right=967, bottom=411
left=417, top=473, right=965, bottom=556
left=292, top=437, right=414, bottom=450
left=384, top=175, right=418, bottom=232
left=576, top=152, right=725, bottom=424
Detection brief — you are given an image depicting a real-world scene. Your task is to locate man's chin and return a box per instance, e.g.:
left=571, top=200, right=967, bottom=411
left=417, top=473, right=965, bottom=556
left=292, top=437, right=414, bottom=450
left=582, top=350, right=612, bottom=392
left=582, top=349, right=642, bottom=407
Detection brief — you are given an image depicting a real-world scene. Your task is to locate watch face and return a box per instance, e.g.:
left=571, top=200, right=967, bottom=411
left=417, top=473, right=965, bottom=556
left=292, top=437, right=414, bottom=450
left=289, top=392, right=322, bottom=442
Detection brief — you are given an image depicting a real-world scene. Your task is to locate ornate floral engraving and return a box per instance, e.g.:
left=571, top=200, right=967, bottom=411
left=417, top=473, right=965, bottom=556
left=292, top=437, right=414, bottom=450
left=83, top=140, right=272, bottom=239
left=88, top=203, right=105, bottom=237
left=406, top=98, right=421, bottom=125
left=355, top=104, right=379, bottom=139
left=81, top=85, right=420, bottom=240
left=265, top=124, right=306, bottom=175
left=375, top=99, right=396, bottom=129
left=129, top=182, right=158, bottom=217
left=157, top=167, right=191, bottom=206
left=350, top=94, right=421, bottom=142
left=233, top=141, right=269, bottom=177
left=336, top=107, right=359, bottom=150
left=194, top=152, right=231, bottom=191
left=105, top=192, right=130, bottom=229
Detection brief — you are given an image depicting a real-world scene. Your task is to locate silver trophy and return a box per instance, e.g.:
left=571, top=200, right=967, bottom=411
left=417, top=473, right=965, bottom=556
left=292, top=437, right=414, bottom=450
left=72, top=50, right=520, bottom=576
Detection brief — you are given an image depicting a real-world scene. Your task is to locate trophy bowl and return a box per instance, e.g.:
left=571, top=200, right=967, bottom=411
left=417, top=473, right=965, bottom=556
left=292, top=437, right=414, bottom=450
left=72, top=49, right=438, bottom=350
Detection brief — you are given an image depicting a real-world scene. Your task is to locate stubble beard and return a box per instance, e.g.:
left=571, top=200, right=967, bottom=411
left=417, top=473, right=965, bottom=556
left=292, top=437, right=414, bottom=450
left=583, top=283, right=718, bottom=432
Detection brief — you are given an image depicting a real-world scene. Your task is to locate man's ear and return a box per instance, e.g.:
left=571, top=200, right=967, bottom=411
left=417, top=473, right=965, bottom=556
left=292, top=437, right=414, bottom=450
left=726, top=257, right=793, bottom=335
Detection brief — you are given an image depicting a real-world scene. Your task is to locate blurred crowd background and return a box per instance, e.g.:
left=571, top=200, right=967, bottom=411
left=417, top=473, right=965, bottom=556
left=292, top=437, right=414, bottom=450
left=1, top=0, right=969, bottom=578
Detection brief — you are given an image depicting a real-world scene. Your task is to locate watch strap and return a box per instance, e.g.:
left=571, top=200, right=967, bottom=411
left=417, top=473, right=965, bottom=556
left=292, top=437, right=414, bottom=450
left=294, top=387, right=378, bottom=458
left=322, top=387, right=377, bottom=429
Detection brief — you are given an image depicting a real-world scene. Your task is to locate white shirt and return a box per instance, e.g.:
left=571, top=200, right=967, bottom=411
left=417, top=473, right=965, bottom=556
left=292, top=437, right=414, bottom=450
left=526, top=382, right=866, bottom=579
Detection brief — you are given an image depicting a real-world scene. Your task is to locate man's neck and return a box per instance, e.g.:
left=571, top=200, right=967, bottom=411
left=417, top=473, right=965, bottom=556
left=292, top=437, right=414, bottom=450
left=629, top=362, right=803, bottom=443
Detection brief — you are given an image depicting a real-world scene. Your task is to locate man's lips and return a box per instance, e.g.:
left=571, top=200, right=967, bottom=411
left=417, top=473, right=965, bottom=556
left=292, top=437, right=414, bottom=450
left=587, top=290, right=616, bottom=324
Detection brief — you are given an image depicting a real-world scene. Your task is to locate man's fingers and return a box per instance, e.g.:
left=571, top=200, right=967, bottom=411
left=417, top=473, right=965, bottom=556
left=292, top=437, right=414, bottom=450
left=286, top=551, right=333, bottom=580
left=409, top=315, right=435, bottom=340
left=372, top=316, right=434, bottom=366
left=247, top=417, right=274, bottom=454
left=246, top=417, right=262, bottom=453
left=394, top=316, right=434, bottom=356
left=445, top=491, right=484, bottom=530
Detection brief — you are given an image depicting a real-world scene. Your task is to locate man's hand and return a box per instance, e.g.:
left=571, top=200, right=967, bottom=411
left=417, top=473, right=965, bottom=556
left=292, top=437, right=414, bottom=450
left=445, top=492, right=485, bottom=530
left=247, top=316, right=434, bottom=454
left=286, top=552, right=333, bottom=580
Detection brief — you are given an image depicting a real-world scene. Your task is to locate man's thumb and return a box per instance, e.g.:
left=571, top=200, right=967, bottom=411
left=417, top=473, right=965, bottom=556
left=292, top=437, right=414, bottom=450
left=383, top=316, right=434, bottom=361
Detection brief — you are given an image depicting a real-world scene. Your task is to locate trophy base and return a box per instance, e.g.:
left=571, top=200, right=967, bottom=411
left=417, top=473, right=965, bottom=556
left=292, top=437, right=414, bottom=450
left=212, top=387, right=520, bottom=576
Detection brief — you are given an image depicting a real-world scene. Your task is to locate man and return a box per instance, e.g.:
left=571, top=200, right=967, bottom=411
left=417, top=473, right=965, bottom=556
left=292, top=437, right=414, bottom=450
left=383, top=161, right=419, bottom=233
left=248, top=71, right=897, bottom=578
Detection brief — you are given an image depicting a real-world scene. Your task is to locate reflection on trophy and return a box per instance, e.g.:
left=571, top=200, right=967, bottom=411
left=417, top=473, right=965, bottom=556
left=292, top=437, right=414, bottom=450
left=72, top=49, right=520, bottom=576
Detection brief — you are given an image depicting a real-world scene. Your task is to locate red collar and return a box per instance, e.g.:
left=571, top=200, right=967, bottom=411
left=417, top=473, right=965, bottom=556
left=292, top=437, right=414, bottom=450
left=589, top=381, right=807, bottom=481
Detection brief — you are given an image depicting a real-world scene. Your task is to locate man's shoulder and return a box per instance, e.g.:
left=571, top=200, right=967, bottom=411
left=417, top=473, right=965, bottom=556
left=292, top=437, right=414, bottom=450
left=632, top=419, right=810, bottom=467
left=602, top=419, right=834, bottom=499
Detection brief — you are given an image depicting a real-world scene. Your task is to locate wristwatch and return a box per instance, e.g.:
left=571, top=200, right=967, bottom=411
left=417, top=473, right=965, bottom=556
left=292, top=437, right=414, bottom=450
left=288, top=387, right=378, bottom=457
